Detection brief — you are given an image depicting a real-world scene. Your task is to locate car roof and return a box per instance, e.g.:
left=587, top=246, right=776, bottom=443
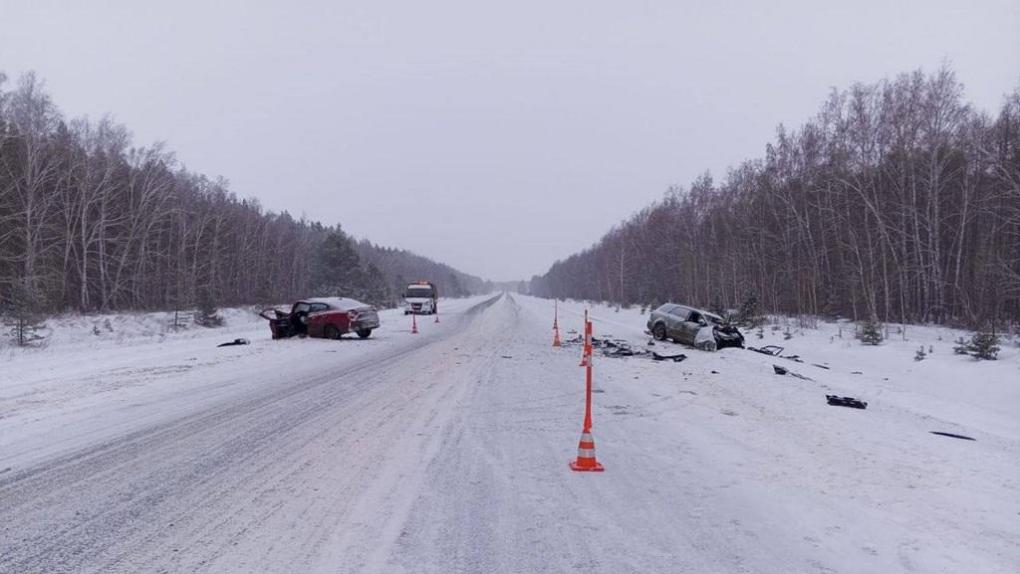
left=660, top=302, right=723, bottom=321
left=301, top=297, right=369, bottom=309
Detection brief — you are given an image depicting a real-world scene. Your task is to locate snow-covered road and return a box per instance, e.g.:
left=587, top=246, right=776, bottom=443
left=1, top=294, right=1017, bottom=573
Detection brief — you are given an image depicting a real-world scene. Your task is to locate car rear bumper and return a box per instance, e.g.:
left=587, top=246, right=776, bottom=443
left=351, top=310, right=380, bottom=331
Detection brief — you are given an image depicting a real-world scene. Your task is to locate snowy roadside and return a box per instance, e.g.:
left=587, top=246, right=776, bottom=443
left=545, top=297, right=1020, bottom=441
left=508, top=295, right=1019, bottom=573
left=0, top=296, right=492, bottom=472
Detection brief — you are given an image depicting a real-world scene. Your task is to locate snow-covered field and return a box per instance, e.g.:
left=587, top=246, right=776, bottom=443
left=540, top=296, right=1019, bottom=573
left=1, top=293, right=1017, bottom=573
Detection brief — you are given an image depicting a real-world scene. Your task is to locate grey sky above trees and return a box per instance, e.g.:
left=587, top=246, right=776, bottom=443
left=2, top=0, right=1017, bottom=281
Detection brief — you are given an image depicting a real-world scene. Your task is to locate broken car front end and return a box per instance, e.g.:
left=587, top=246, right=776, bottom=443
left=713, top=324, right=745, bottom=349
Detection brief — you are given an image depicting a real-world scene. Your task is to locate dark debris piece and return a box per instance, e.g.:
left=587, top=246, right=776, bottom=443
left=773, top=364, right=812, bottom=380
left=563, top=334, right=653, bottom=360
left=652, top=352, right=687, bottom=362
left=749, top=345, right=784, bottom=356
left=749, top=345, right=804, bottom=363
left=930, top=431, right=975, bottom=441
left=217, top=338, right=250, bottom=347
left=826, top=395, right=867, bottom=409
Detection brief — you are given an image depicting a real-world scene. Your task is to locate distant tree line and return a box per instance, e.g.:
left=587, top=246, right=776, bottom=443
left=354, top=240, right=490, bottom=300
left=530, top=67, right=1020, bottom=328
left=0, top=71, right=487, bottom=319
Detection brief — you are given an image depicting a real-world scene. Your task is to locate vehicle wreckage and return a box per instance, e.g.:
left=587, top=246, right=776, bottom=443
left=646, top=303, right=745, bottom=350
left=259, top=297, right=380, bottom=340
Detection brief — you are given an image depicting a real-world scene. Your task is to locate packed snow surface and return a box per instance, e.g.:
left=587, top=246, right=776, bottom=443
left=1, top=294, right=1017, bottom=573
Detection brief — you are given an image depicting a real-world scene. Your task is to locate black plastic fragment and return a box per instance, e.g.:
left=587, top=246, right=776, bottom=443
left=930, top=431, right=975, bottom=441
left=826, top=395, right=867, bottom=409
left=217, top=338, right=250, bottom=347
left=652, top=352, right=687, bottom=362
left=774, top=364, right=812, bottom=380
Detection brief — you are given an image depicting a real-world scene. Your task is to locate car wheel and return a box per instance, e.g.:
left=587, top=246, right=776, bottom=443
left=652, top=322, right=667, bottom=341
left=356, top=328, right=372, bottom=339
left=324, top=324, right=341, bottom=340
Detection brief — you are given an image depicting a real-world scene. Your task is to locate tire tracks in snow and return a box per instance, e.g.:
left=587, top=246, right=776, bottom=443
left=0, top=295, right=502, bottom=573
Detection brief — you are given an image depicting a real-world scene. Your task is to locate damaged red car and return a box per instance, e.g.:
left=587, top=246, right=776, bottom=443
left=260, top=297, right=381, bottom=340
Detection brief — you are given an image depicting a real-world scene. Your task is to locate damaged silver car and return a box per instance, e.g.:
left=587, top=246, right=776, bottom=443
left=646, top=303, right=744, bottom=351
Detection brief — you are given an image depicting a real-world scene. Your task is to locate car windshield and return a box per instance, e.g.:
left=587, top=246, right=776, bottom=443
left=406, top=287, right=434, bottom=298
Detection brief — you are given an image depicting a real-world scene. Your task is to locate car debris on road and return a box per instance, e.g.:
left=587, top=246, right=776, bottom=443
left=747, top=345, right=806, bottom=363
left=930, top=431, right=975, bottom=441
left=217, top=338, right=250, bottom=347
left=748, top=345, right=784, bottom=356
left=561, top=333, right=673, bottom=361
left=826, top=395, right=868, bottom=409
left=652, top=352, right=688, bottom=362
left=773, top=364, right=812, bottom=380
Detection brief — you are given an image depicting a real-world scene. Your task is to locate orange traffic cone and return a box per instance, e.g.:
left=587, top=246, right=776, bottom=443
left=411, top=312, right=419, bottom=334
left=552, top=300, right=561, bottom=346
left=578, top=313, right=592, bottom=366
left=569, top=430, right=604, bottom=472
left=570, top=313, right=603, bottom=472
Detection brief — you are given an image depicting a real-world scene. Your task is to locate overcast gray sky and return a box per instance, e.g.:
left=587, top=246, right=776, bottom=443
left=2, top=1, right=1017, bottom=281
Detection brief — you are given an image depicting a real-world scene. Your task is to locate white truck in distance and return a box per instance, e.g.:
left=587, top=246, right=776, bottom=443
left=403, top=282, right=438, bottom=315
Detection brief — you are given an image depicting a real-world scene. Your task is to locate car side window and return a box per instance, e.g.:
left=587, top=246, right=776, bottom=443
left=688, top=311, right=703, bottom=324
left=293, top=302, right=310, bottom=314
left=670, top=306, right=688, bottom=318
left=308, top=303, right=329, bottom=313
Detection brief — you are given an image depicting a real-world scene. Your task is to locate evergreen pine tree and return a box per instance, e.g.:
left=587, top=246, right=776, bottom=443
left=359, top=264, right=391, bottom=307
left=312, top=231, right=364, bottom=296
left=858, top=318, right=883, bottom=345
left=194, top=287, right=224, bottom=327
left=967, top=332, right=1000, bottom=360
left=2, top=280, right=47, bottom=346
left=737, top=294, right=763, bottom=328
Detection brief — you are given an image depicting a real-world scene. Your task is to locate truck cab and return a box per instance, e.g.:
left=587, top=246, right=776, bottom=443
left=403, top=281, right=438, bottom=315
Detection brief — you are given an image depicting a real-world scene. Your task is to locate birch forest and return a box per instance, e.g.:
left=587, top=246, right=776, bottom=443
left=0, top=71, right=486, bottom=316
left=531, top=67, right=1020, bottom=328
